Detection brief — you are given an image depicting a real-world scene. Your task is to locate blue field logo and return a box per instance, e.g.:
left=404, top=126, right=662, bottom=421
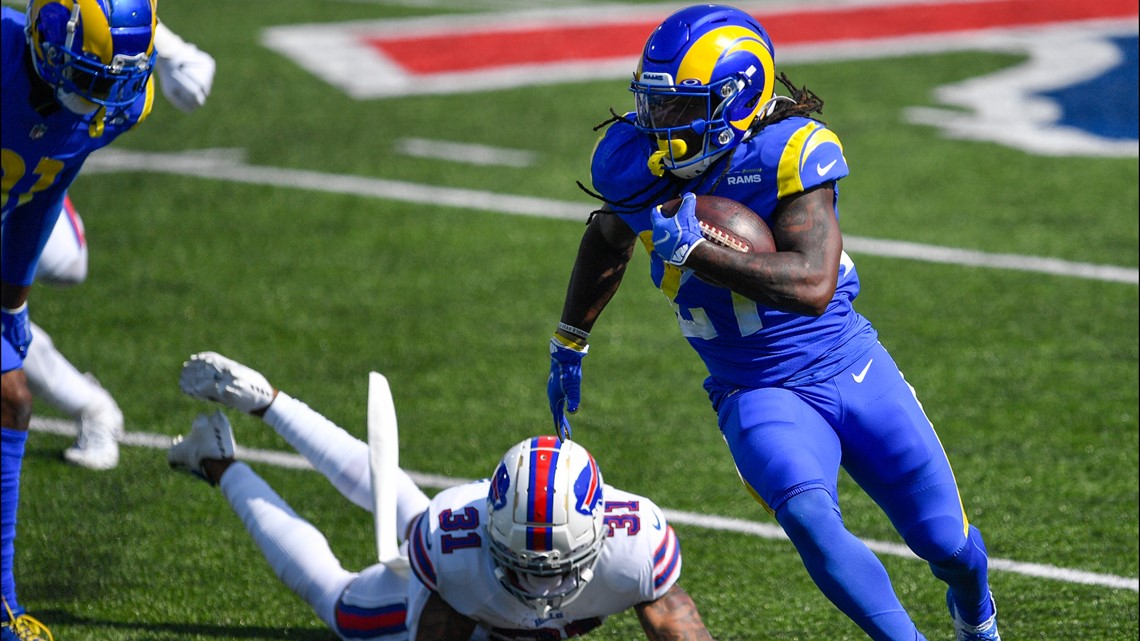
left=1043, top=34, right=1138, bottom=141
left=905, top=28, right=1138, bottom=157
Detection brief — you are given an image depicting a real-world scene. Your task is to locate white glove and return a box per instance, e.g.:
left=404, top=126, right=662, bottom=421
left=154, top=21, right=216, bottom=113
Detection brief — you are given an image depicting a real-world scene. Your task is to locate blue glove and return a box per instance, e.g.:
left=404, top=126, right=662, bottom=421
left=1, top=304, right=32, bottom=359
left=650, top=192, right=706, bottom=266
left=548, top=336, right=588, bottom=441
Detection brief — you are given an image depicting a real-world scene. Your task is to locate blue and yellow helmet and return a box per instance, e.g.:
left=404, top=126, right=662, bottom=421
left=25, top=0, right=157, bottom=109
left=631, top=5, right=776, bottom=178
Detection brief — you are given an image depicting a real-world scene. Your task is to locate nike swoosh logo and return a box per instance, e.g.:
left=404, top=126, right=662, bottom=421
left=852, top=359, right=873, bottom=383
left=816, top=159, right=838, bottom=176
left=652, top=513, right=662, bottom=530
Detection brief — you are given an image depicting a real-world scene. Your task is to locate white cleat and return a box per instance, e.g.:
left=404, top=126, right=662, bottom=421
left=947, top=590, right=1002, bottom=641
left=179, top=351, right=275, bottom=414
left=168, top=410, right=236, bottom=485
left=63, top=377, right=124, bottom=471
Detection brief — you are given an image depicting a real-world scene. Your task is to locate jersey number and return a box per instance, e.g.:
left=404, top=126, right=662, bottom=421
left=667, top=252, right=855, bottom=339
left=438, top=507, right=481, bottom=553
left=603, top=501, right=641, bottom=536
left=671, top=291, right=764, bottom=340
left=1, top=150, right=65, bottom=211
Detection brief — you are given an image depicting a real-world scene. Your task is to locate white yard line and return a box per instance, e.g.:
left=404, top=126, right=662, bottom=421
left=31, top=416, right=1140, bottom=592
left=393, top=138, right=538, bottom=167
left=83, top=147, right=1139, bottom=284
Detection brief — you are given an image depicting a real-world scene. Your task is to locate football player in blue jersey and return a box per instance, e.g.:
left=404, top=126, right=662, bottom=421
left=2, top=1, right=160, bottom=638
left=22, top=18, right=214, bottom=472
left=546, top=5, right=1001, bottom=641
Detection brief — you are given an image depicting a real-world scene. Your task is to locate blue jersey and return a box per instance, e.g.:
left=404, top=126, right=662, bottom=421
left=1, top=7, right=153, bottom=287
left=590, top=115, right=878, bottom=390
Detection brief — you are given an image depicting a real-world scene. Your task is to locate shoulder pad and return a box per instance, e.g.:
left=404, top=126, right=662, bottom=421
left=590, top=116, right=660, bottom=209
left=766, top=118, right=848, bottom=199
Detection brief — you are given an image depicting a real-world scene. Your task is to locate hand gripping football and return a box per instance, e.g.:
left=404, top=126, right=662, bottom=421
left=659, top=195, right=776, bottom=254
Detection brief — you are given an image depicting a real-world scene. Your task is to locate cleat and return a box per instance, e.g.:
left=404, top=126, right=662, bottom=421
left=168, top=410, right=236, bottom=485
left=62, top=377, right=123, bottom=471
left=947, top=590, right=1001, bottom=641
left=2, top=597, right=53, bottom=641
left=180, top=351, right=275, bottom=414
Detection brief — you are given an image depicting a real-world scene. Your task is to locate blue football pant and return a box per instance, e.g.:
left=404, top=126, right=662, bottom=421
left=717, top=342, right=991, bottom=641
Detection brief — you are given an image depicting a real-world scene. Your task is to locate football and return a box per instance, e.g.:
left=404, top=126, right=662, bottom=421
left=659, top=195, right=776, bottom=254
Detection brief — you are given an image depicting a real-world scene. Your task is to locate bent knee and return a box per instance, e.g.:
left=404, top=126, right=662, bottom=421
left=776, top=487, right=843, bottom=541
left=35, top=251, right=88, bottom=287
left=904, top=515, right=969, bottom=563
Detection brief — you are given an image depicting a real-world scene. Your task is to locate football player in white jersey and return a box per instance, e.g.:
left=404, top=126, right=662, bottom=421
left=170, top=351, right=715, bottom=641
left=25, top=20, right=215, bottom=471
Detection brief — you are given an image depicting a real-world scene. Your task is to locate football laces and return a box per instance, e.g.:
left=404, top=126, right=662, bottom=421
left=699, top=221, right=749, bottom=253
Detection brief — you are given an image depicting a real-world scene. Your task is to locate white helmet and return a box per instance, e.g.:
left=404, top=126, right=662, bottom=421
left=486, top=436, right=606, bottom=614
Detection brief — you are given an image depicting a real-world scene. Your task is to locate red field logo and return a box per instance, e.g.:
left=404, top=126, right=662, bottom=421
left=262, top=0, right=1138, bottom=156
left=263, top=0, right=1136, bottom=98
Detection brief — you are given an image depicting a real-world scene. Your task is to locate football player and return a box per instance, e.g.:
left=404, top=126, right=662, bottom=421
left=2, top=1, right=163, bottom=637
left=24, top=18, right=215, bottom=472
left=545, top=5, right=1000, bottom=641
left=171, top=351, right=715, bottom=640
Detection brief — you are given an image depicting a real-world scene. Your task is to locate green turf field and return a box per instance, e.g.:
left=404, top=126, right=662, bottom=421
left=9, top=1, right=1137, bottom=640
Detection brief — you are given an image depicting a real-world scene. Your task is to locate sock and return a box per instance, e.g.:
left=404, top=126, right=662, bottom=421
left=263, top=392, right=429, bottom=540
left=931, top=525, right=994, bottom=624
left=1, top=428, right=27, bottom=620
left=777, top=489, right=927, bottom=641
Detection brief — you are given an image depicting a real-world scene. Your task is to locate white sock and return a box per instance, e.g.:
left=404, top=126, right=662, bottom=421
left=23, top=322, right=110, bottom=418
left=219, top=462, right=353, bottom=629
left=263, top=392, right=429, bottom=540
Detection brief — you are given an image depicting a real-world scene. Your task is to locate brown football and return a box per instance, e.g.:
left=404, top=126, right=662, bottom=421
left=660, top=195, right=776, bottom=254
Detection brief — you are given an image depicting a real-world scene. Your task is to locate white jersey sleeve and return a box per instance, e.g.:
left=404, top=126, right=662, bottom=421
left=583, top=487, right=682, bottom=604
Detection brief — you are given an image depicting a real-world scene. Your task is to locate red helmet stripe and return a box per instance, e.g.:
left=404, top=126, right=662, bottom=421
left=527, top=436, right=560, bottom=526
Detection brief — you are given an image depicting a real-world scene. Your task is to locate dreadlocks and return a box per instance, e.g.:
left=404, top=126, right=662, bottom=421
left=750, top=72, right=826, bottom=133
left=577, top=72, right=827, bottom=222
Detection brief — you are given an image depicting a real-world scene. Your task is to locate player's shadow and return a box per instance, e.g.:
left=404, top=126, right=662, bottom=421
left=36, top=610, right=338, bottom=640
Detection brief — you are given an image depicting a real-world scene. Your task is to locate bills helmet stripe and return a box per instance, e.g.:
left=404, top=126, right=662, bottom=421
left=653, top=526, right=681, bottom=589
left=526, top=435, right=561, bottom=526
left=335, top=601, right=408, bottom=638
left=526, top=525, right=553, bottom=551
left=408, top=514, right=437, bottom=589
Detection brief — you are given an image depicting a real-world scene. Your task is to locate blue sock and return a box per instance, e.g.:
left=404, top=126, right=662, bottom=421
left=931, top=525, right=994, bottom=624
left=1, top=427, right=27, bottom=620
left=777, top=489, right=926, bottom=641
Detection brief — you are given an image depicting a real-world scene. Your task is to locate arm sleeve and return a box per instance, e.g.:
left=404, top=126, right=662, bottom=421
left=648, top=520, right=682, bottom=601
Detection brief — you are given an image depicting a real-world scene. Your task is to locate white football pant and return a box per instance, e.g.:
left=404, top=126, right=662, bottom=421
left=219, top=392, right=429, bottom=631
left=25, top=203, right=111, bottom=419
